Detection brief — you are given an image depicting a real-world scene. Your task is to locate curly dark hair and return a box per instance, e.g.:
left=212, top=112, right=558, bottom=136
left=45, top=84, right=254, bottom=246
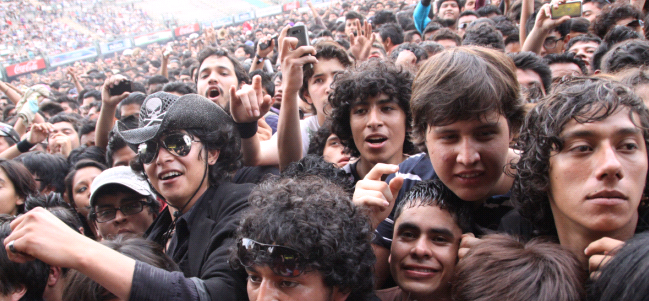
left=328, top=60, right=416, bottom=158
left=130, top=126, right=243, bottom=186
left=602, top=39, right=649, bottom=74
left=307, top=119, right=335, bottom=157
left=462, top=23, right=505, bottom=51
left=389, top=42, right=430, bottom=63
left=281, top=154, right=355, bottom=194
left=231, top=176, right=375, bottom=301
left=590, top=3, right=644, bottom=39
left=512, top=77, right=649, bottom=235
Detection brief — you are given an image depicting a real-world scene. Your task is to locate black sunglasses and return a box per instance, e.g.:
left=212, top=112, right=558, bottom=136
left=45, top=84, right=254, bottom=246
left=626, top=19, right=645, bottom=28
left=138, top=133, right=196, bottom=164
left=238, top=238, right=306, bottom=277
left=92, top=200, right=147, bottom=223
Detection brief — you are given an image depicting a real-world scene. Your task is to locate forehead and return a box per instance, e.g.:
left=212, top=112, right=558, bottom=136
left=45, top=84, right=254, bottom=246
left=351, top=93, right=392, bottom=105
left=52, top=121, right=75, bottom=131
left=549, top=62, right=583, bottom=75
left=559, top=108, right=642, bottom=137
left=440, top=0, right=458, bottom=6
left=95, top=190, right=142, bottom=207
left=517, top=68, right=543, bottom=84
left=312, top=58, right=346, bottom=75
left=199, top=55, right=235, bottom=74
left=569, top=41, right=599, bottom=51
left=395, top=204, right=461, bottom=233
left=430, top=110, right=508, bottom=131
left=458, top=15, right=477, bottom=23
left=582, top=2, right=600, bottom=11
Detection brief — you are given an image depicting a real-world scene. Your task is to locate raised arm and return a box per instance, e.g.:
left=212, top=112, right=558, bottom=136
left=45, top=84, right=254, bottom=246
left=96, top=76, right=130, bottom=149
left=521, top=3, right=570, bottom=54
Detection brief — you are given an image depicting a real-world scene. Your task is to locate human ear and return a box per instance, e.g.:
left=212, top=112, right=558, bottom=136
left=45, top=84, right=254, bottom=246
left=207, top=149, right=220, bottom=165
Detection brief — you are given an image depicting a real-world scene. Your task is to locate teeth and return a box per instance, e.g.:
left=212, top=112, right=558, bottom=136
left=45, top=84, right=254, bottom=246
left=367, top=137, right=387, bottom=143
left=408, top=268, right=436, bottom=273
left=161, top=171, right=181, bottom=180
left=458, top=173, right=480, bottom=178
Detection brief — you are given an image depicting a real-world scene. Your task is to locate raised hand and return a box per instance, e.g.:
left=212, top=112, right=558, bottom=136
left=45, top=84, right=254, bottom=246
left=101, top=75, right=131, bottom=108
left=352, top=163, right=403, bottom=230
left=230, top=75, right=274, bottom=123
left=348, top=20, right=375, bottom=62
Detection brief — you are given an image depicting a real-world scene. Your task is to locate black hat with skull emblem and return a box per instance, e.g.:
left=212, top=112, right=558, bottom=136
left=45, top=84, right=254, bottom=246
left=116, top=91, right=236, bottom=145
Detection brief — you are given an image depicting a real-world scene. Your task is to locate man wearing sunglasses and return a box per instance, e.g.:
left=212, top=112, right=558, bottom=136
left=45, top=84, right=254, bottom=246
left=3, top=92, right=252, bottom=301
left=231, top=176, right=376, bottom=301
left=88, top=166, right=160, bottom=240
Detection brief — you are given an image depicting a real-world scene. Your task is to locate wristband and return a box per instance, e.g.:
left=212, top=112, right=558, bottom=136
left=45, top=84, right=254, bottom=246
left=235, top=121, right=258, bottom=139
left=255, top=54, right=265, bottom=64
left=16, top=139, right=35, bottom=153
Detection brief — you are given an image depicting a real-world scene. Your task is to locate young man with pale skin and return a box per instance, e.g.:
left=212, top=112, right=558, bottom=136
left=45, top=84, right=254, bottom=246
left=510, top=77, right=649, bottom=276
left=329, top=60, right=416, bottom=182
left=352, top=46, right=525, bottom=287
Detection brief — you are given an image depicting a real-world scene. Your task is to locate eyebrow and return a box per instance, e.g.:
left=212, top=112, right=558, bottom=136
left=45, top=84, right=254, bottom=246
left=397, top=222, right=455, bottom=237
left=433, top=122, right=500, bottom=134
left=199, top=65, right=231, bottom=74
left=561, top=127, right=641, bottom=140
left=353, top=97, right=395, bottom=106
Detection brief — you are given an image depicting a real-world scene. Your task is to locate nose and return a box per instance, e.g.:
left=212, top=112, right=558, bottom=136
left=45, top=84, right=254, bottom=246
left=456, top=138, right=480, bottom=165
left=255, top=279, right=279, bottom=301
left=366, top=107, right=383, bottom=129
left=596, top=143, right=623, bottom=181
left=114, top=209, right=127, bottom=223
left=411, top=236, right=433, bottom=259
left=155, top=145, right=174, bottom=165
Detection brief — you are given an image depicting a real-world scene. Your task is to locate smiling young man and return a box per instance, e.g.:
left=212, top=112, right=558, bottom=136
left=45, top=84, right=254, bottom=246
left=378, top=178, right=472, bottom=301
left=4, top=92, right=253, bottom=301
left=357, top=46, right=525, bottom=287
left=329, top=60, right=416, bottom=182
left=511, top=77, right=649, bottom=267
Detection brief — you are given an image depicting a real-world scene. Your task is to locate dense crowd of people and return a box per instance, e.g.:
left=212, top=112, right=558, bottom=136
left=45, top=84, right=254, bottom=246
left=2, top=0, right=649, bottom=300
left=0, top=0, right=165, bottom=65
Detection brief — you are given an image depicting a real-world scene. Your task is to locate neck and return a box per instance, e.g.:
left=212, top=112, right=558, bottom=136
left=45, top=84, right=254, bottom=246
left=176, top=184, right=209, bottom=216
left=555, top=211, right=637, bottom=268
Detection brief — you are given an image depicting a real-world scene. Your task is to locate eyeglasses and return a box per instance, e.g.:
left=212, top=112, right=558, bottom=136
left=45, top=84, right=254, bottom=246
left=138, top=133, right=196, bottom=164
left=543, top=37, right=561, bottom=49
left=237, top=238, right=306, bottom=277
left=626, top=19, right=645, bottom=28
left=93, top=200, right=147, bottom=223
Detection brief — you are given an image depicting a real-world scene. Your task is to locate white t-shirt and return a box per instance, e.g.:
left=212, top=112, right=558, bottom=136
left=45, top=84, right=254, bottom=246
left=268, top=115, right=321, bottom=158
